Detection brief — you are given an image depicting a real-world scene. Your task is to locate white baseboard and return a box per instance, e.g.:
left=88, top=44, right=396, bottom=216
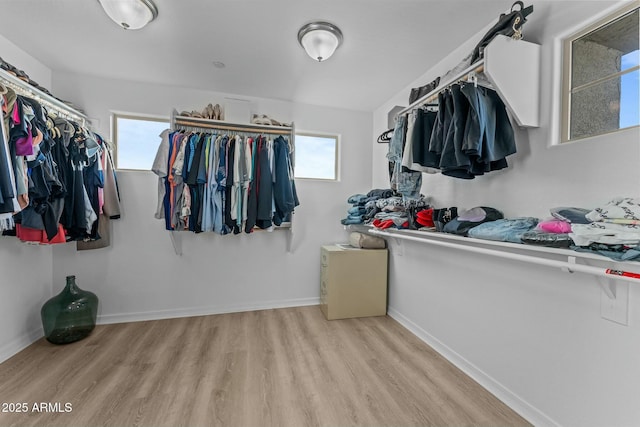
left=97, top=297, right=321, bottom=325
left=387, top=307, right=560, bottom=427
left=0, top=327, right=43, bottom=364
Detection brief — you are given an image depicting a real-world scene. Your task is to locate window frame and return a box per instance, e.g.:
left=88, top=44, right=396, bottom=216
left=560, top=2, right=640, bottom=143
left=111, top=112, right=169, bottom=170
left=293, top=131, right=340, bottom=182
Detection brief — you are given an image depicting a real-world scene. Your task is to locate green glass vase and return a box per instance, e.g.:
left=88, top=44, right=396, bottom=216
left=41, top=275, right=99, bottom=344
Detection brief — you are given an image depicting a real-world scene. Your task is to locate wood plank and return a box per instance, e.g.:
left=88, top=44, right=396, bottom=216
left=0, top=306, right=530, bottom=427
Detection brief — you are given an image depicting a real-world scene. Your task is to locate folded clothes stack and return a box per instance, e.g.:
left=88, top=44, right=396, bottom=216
left=371, top=194, right=430, bottom=230
left=341, top=189, right=395, bottom=226
left=570, top=198, right=640, bottom=261
left=340, top=189, right=431, bottom=229
left=515, top=207, right=589, bottom=248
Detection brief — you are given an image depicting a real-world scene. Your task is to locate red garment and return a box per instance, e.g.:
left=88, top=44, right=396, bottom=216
left=372, top=219, right=395, bottom=229
left=416, top=208, right=435, bottom=228
left=16, top=224, right=66, bottom=244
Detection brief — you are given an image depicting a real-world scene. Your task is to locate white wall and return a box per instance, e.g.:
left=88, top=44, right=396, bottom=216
left=0, top=33, right=51, bottom=89
left=0, top=240, right=52, bottom=363
left=0, top=36, right=54, bottom=363
left=50, top=72, right=372, bottom=323
left=373, top=1, right=640, bottom=426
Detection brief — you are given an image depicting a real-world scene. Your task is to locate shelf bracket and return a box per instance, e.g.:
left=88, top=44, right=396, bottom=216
left=286, top=228, right=293, bottom=254
left=600, top=278, right=629, bottom=325
left=169, top=231, right=183, bottom=256
left=562, top=256, right=618, bottom=300
left=598, top=277, right=617, bottom=300
left=561, top=256, right=577, bottom=274
left=392, top=237, right=404, bottom=256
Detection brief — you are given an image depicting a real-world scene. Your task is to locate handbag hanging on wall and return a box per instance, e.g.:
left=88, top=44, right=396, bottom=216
left=471, top=1, right=534, bottom=64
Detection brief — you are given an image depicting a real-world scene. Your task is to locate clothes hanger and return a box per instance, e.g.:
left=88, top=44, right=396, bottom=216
left=377, top=128, right=394, bottom=144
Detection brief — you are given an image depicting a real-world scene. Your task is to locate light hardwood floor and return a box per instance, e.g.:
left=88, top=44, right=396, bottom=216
left=0, top=306, right=530, bottom=427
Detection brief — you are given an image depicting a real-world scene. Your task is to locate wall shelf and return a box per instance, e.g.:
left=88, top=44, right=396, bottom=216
left=368, top=226, right=637, bottom=324
left=367, top=227, right=640, bottom=285
left=173, top=112, right=294, bottom=135
left=0, top=68, right=89, bottom=126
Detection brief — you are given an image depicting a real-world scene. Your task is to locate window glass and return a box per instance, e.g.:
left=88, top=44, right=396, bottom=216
left=620, top=56, right=639, bottom=128
left=563, top=6, right=639, bottom=142
left=570, top=70, right=640, bottom=140
left=621, top=48, right=640, bottom=71
left=294, top=133, right=339, bottom=180
left=114, top=115, right=169, bottom=170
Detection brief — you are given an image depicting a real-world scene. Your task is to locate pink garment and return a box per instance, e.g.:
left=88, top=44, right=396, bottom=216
left=12, top=103, right=20, bottom=124
left=538, top=219, right=572, bottom=234
left=14, top=124, right=34, bottom=156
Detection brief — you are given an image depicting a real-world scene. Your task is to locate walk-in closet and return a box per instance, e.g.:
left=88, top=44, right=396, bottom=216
left=1, top=1, right=639, bottom=426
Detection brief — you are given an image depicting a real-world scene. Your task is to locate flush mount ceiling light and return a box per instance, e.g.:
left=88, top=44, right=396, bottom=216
left=97, top=0, right=158, bottom=30
left=297, top=21, right=343, bottom=62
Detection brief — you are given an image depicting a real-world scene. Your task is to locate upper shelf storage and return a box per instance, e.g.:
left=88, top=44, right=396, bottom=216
left=484, top=35, right=541, bottom=128
left=0, top=67, right=89, bottom=126
left=172, top=110, right=295, bottom=135
left=400, top=35, right=541, bottom=128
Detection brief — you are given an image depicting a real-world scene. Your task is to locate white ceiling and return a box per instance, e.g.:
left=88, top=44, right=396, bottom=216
left=0, top=0, right=517, bottom=111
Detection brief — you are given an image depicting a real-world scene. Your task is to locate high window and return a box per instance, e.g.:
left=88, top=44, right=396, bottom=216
left=561, top=4, right=639, bottom=142
left=294, top=132, right=339, bottom=181
left=112, top=113, right=169, bottom=170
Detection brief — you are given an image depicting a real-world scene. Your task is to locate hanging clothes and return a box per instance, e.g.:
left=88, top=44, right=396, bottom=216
left=272, top=135, right=299, bottom=225
left=0, top=86, right=120, bottom=246
left=153, top=126, right=299, bottom=236
left=223, top=135, right=236, bottom=232
left=406, top=107, right=438, bottom=173
left=255, top=136, right=274, bottom=229
left=388, top=114, right=422, bottom=200
left=216, top=135, right=229, bottom=234
left=77, top=132, right=120, bottom=250
left=201, top=133, right=220, bottom=232
left=0, top=92, right=20, bottom=225
left=245, top=136, right=259, bottom=233
left=392, top=82, right=517, bottom=181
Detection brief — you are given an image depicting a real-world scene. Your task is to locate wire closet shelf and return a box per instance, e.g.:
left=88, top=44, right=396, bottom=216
left=0, top=68, right=89, bottom=127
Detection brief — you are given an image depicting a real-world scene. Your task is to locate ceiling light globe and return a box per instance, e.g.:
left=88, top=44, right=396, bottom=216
left=98, top=0, right=158, bottom=30
left=298, top=22, right=343, bottom=62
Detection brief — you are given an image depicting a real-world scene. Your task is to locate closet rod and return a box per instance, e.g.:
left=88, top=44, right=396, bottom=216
left=175, top=117, right=293, bottom=135
left=0, top=68, right=89, bottom=126
left=397, top=62, right=486, bottom=117
left=368, top=228, right=640, bottom=284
